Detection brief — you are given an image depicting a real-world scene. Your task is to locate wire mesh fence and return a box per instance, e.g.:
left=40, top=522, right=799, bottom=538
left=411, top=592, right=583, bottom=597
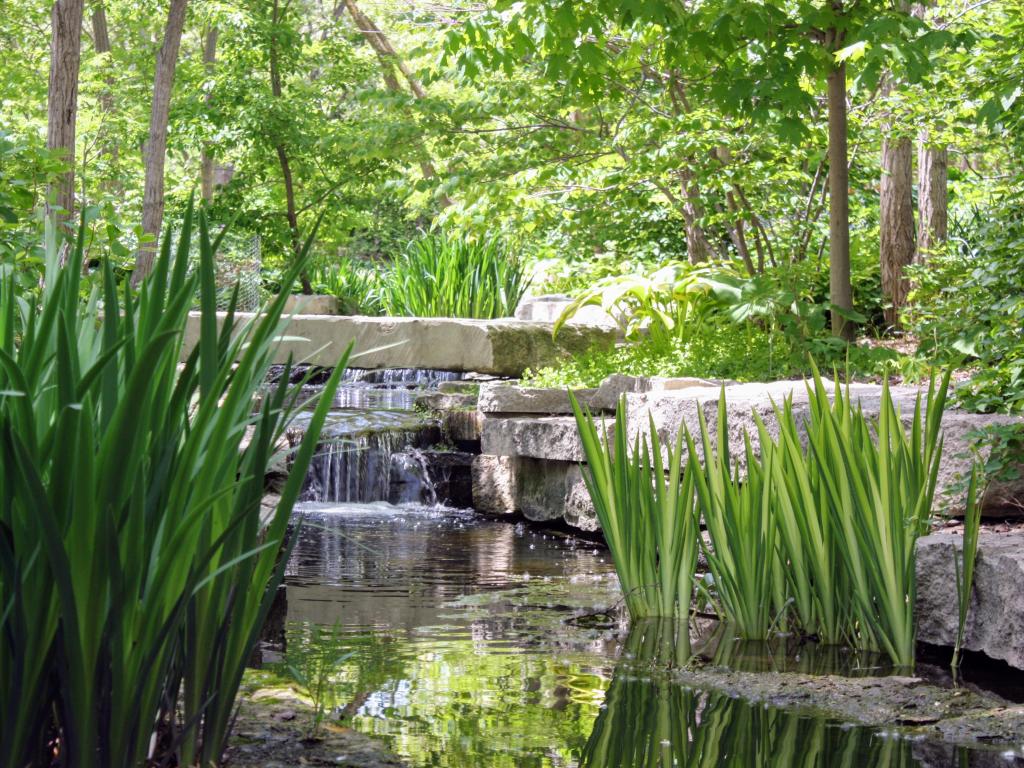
left=190, top=230, right=263, bottom=311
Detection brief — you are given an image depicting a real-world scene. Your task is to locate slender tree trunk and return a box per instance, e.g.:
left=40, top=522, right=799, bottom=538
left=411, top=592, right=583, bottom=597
left=200, top=26, right=218, bottom=203
left=46, top=0, right=86, bottom=227
left=880, top=106, right=915, bottom=328
left=678, top=168, right=714, bottom=263
left=826, top=58, right=855, bottom=340
left=917, top=134, right=948, bottom=260
left=133, top=0, right=190, bottom=286
left=341, top=0, right=453, bottom=208
left=271, top=0, right=313, bottom=294
left=90, top=4, right=120, bottom=192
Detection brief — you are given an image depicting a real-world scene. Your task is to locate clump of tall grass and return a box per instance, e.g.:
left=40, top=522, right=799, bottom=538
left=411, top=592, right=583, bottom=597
left=571, top=395, right=699, bottom=623
left=378, top=232, right=529, bottom=318
left=686, top=398, right=783, bottom=639
left=573, top=366, right=952, bottom=667
left=798, top=368, right=949, bottom=665
left=0, top=201, right=347, bottom=767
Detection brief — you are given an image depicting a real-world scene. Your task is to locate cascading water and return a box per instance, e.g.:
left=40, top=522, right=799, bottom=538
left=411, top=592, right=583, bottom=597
left=293, top=367, right=468, bottom=506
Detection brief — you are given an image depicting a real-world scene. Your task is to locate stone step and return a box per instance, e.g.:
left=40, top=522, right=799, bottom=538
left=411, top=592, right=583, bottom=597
left=479, top=379, right=1024, bottom=516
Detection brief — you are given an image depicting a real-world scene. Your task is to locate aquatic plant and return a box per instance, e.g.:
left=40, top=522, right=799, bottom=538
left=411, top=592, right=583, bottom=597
left=0, top=201, right=347, bottom=767
left=571, top=395, right=700, bottom=622
left=686, top=396, right=782, bottom=639
left=953, top=467, right=983, bottom=670
left=378, top=232, right=530, bottom=319
left=800, top=368, right=949, bottom=666
left=308, top=259, right=382, bottom=315
left=573, top=364, right=951, bottom=666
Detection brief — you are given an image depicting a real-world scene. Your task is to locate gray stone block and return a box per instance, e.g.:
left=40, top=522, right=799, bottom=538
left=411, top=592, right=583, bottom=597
left=917, top=532, right=1024, bottom=670
left=478, top=382, right=596, bottom=415
left=183, top=313, right=616, bottom=377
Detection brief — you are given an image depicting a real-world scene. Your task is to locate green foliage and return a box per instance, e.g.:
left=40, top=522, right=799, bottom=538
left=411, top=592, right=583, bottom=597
left=907, top=195, right=1024, bottom=413
left=525, top=324, right=795, bottom=389
left=378, top=232, right=529, bottom=318
left=573, top=365, right=950, bottom=666
left=554, top=264, right=715, bottom=346
left=308, top=259, right=382, bottom=315
left=0, top=203, right=347, bottom=767
left=687, top=397, right=781, bottom=639
left=571, top=396, right=699, bottom=623
left=953, top=468, right=982, bottom=670
left=786, top=369, right=948, bottom=665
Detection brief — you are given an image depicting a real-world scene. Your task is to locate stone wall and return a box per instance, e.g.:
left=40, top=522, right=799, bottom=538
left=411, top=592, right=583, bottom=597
left=471, top=375, right=1024, bottom=530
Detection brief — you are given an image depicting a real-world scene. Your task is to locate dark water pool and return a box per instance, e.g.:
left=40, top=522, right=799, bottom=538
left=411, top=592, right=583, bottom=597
left=267, top=502, right=995, bottom=767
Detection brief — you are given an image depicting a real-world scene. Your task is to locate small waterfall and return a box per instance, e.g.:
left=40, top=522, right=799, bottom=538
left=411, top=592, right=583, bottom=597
left=301, top=426, right=442, bottom=505
left=292, top=366, right=473, bottom=507
left=341, top=368, right=462, bottom=387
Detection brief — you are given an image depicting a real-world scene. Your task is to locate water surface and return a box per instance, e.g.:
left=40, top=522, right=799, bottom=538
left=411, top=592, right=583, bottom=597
left=270, top=503, right=985, bottom=767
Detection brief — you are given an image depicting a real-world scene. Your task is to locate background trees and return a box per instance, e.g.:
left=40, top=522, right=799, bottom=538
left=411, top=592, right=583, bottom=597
left=1, top=0, right=1021, bottom=403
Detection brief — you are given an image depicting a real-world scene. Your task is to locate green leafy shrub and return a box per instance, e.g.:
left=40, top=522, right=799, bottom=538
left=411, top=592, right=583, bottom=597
left=554, top=263, right=716, bottom=346
left=0, top=204, right=346, bottom=767
left=525, top=323, right=797, bottom=388
left=907, top=197, right=1024, bottom=413
left=378, top=232, right=529, bottom=318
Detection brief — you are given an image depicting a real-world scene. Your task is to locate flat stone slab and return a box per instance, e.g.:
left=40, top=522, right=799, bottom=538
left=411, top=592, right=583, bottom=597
left=590, top=373, right=735, bottom=411
left=480, top=414, right=585, bottom=462
left=917, top=531, right=1024, bottom=670
left=478, top=383, right=596, bottom=415
left=673, top=666, right=1024, bottom=752
left=182, top=313, right=615, bottom=376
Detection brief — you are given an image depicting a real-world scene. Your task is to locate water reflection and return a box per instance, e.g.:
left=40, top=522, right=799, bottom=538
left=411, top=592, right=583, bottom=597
left=273, top=504, right=992, bottom=768
left=583, top=620, right=964, bottom=768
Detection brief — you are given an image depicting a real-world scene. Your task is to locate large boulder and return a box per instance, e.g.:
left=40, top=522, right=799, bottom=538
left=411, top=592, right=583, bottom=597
left=916, top=531, right=1024, bottom=670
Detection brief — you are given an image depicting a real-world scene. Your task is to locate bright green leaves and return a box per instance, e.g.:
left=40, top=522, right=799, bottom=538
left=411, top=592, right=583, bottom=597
left=0, top=201, right=347, bottom=767
left=572, top=365, right=952, bottom=666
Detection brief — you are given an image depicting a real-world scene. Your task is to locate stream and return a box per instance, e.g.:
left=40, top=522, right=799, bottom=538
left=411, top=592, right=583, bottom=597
left=261, top=369, right=1009, bottom=767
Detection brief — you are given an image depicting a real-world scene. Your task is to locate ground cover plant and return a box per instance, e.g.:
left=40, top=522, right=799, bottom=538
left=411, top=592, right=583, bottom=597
left=572, top=366, right=962, bottom=667
left=0, top=204, right=347, bottom=767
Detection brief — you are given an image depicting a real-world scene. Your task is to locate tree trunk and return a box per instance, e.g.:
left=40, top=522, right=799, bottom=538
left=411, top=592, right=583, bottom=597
left=880, top=134, right=915, bottom=328
left=200, top=26, right=218, bottom=203
left=46, top=0, right=86, bottom=227
left=678, top=168, right=714, bottom=263
left=90, top=3, right=120, bottom=193
left=133, top=0, right=189, bottom=286
left=271, top=0, right=312, bottom=294
left=826, top=58, right=855, bottom=340
left=917, top=135, right=948, bottom=260
left=341, top=0, right=453, bottom=208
